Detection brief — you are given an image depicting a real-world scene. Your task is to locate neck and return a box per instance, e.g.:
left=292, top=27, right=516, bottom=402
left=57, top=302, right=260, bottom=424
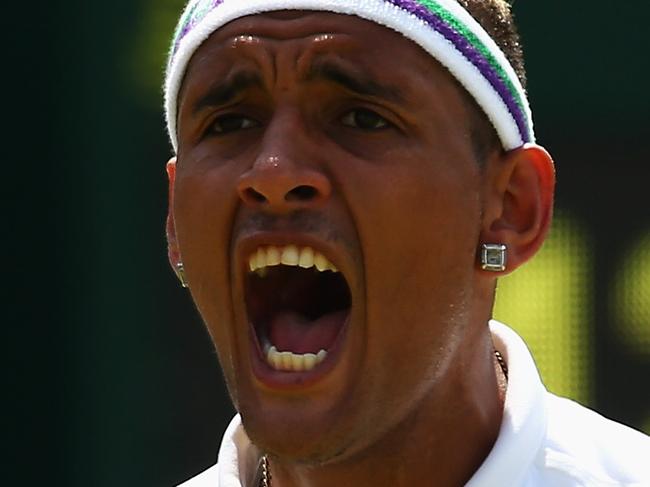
left=263, top=330, right=505, bottom=487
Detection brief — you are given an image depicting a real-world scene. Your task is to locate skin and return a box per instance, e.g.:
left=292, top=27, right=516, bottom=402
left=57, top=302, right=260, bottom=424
left=166, top=11, right=555, bottom=487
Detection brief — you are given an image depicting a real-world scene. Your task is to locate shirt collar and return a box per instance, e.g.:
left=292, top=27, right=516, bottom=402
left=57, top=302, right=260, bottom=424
left=466, top=320, right=548, bottom=486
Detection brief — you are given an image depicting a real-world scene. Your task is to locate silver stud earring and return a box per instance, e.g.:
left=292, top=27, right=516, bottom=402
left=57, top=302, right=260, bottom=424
left=175, top=262, right=189, bottom=288
left=480, top=244, right=507, bottom=272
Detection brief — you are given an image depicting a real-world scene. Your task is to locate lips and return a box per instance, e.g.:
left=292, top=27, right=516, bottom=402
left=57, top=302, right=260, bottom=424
left=243, top=244, right=352, bottom=377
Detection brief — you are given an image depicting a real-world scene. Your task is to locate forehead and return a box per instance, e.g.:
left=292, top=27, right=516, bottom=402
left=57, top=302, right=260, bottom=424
left=181, top=10, right=455, bottom=97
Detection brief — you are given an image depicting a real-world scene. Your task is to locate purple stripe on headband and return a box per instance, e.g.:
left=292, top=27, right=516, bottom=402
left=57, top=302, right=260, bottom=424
left=174, top=0, right=225, bottom=55
left=387, top=0, right=529, bottom=141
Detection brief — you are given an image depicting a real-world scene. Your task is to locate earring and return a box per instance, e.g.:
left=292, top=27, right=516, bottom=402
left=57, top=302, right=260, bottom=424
left=175, top=262, right=189, bottom=288
left=480, top=244, right=507, bottom=272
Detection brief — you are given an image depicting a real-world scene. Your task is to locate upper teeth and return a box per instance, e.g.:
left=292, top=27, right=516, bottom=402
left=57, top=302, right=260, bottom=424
left=249, top=245, right=338, bottom=273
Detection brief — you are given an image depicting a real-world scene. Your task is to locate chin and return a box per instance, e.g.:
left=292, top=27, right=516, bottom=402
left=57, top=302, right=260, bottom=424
left=237, top=395, right=366, bottom=465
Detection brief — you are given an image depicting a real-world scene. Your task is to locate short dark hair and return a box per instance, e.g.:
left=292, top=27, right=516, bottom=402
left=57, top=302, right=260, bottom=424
left=456, top=0, right=527, bottom=162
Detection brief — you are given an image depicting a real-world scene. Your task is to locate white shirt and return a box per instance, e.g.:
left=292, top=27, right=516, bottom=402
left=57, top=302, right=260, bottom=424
left=179, top=321, right=650, bottom=486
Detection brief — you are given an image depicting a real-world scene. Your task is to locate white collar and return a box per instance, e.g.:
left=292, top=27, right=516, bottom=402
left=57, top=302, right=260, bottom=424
left=465, top=320, right=548, bottom=485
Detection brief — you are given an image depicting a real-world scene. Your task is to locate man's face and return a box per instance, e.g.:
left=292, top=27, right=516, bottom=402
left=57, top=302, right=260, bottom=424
left=171, top=11, right=487, bottom=463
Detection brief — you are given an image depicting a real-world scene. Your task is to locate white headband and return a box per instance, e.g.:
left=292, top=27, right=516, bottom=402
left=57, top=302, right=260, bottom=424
left=165, top=0, right=534, bottom=153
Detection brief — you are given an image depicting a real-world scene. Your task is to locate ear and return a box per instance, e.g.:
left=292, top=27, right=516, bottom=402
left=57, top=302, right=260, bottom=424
left=166, top=157, right=181, bottom=269
left=479, top=144, right=555, bottom=275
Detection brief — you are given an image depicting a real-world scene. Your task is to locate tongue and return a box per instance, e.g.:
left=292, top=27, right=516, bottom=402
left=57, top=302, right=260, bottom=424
left=268, top=310, right=348, bottom=354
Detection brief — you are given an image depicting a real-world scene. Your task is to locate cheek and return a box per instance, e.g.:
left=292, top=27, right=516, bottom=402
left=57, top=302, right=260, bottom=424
left=173, top=160, right=241, bottom=345
left=358, top=154, right=481, bottom=296
left=349, top=154, right=482, bottom=382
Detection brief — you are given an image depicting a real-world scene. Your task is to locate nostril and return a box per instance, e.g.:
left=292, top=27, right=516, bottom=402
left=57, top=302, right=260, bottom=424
left=286, top=185, right=317, bottom=202
left=244, top=188, right=267, bottom=203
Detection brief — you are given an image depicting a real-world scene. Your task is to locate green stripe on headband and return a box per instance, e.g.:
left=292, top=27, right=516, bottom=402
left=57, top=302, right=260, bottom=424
left=419, top=0, right=527, bottom=119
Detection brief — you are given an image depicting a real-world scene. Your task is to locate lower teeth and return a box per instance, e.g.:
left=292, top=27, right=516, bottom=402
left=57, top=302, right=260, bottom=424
left=266, top=345, right=328, bottom=372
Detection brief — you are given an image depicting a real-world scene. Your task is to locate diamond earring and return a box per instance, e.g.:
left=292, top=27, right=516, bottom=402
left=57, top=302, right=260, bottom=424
left=480, top=244, right=507, bottom=272
left=175, top=262, right=189, bottom=288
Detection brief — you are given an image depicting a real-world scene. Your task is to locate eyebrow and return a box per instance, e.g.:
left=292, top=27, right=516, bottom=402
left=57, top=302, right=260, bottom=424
left=191, top=69, right=263, bottom=116
left=190, top=58, right=405, bottom=116
left=304, top=59, right=405, bottom=104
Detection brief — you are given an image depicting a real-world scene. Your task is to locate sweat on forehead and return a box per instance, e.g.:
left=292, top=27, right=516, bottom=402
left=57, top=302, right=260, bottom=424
left=164, top=0, right=535, bottom=154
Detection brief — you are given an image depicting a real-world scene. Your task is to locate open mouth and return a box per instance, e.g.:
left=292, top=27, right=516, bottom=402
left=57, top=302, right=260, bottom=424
left=245, top=245, right=352, bottom=373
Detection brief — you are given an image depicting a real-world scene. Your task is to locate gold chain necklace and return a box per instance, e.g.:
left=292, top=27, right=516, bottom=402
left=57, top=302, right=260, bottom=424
left=494, top=350, right=508, bottom=378
left=260, top=454, right=271, bottom=487
left=259, top=350, right=508, bottom=487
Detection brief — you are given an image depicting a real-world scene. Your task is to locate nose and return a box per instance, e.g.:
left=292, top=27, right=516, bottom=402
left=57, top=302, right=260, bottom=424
left=237, top=136, right=331, bottom=213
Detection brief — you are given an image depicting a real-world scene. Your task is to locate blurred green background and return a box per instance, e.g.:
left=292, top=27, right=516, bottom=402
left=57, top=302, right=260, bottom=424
left=6, top=0, right=649, bottom=485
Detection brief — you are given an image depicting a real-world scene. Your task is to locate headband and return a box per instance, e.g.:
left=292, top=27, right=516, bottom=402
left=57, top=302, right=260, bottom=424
left=165, top=0, right=535, bottom=153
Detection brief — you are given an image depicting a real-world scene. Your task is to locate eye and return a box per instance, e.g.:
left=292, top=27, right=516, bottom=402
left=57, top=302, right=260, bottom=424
left=209, top=114, right=259, bottom=135
left=341, top=108, right=390, bottom=130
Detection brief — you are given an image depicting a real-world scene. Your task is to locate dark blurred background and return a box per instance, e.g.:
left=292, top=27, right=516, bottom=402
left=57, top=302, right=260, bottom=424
left=6, top=0, right=649, bottom=485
